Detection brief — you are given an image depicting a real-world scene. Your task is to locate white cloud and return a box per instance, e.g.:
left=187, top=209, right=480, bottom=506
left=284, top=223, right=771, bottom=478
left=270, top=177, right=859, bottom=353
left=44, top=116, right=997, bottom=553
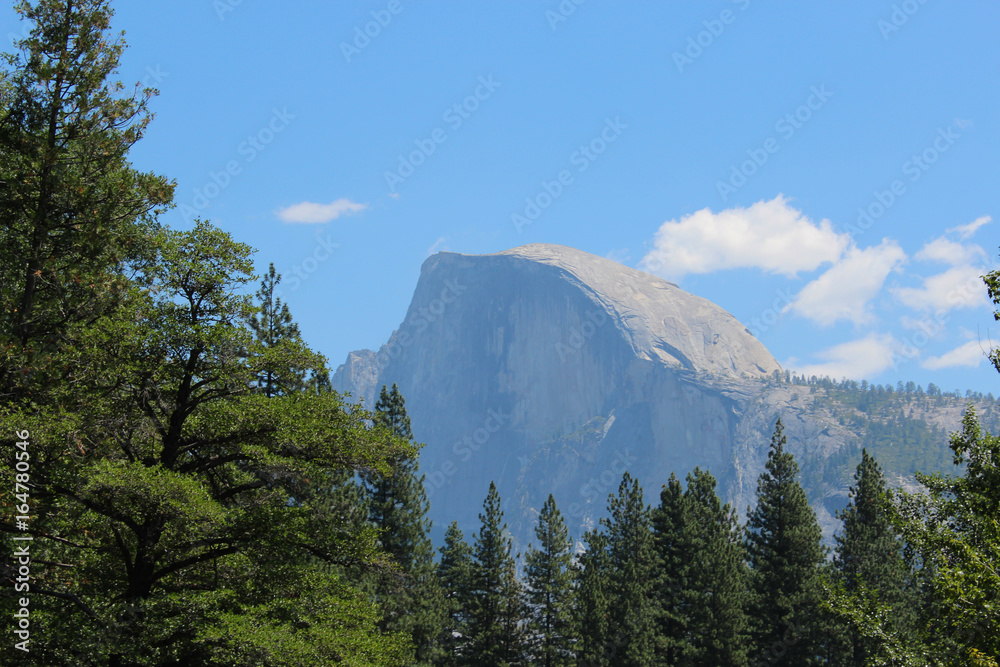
left=639, top=195, right=849, bottom=279
left=277, top=199, right=367, bottom=224
left=892, top=265, right=989, bottom=312
left=785, top=240, right=906, bottom=326
left=914, top=237, right=984, bottom=266
left=784, top=334, right=897, bottom=380
left=947, top=215, right=991, bottom=240
left=922, top=340, right=988, bottom=370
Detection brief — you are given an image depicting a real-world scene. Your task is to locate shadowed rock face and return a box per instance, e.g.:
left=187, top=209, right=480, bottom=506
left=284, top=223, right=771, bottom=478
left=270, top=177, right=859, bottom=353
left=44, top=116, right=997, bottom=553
left=333, top=244, right=822, bottom=548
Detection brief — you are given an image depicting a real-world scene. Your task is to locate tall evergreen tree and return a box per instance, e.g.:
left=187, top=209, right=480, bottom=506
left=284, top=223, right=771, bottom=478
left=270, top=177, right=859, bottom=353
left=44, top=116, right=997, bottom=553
left=745, top=419, right=828, bottom=666
left=653, top=469, right=749, bottom=666
left=468, top=481, right=526, bottom=666
left=364, top=383, right=445, bottom=665
left=603, top=472, right=656, bottom=667
left=0, top=0, right=173, bottom=400
left=246, top=262, right=308, bottom=396
left=652, top=473, right=688, bottom=663
left=0, top=3, right=413, bottom=663
left=438, top=521, right=476, bottom=666
left=832, top=449, right=917, bottom=665
left=374, top=382, right=413, bottom=440
left=0, top=220, right=416, bottom=664
left=574, top=528, right=612, bottom=666
left=524, top=494, right=576, bottom=667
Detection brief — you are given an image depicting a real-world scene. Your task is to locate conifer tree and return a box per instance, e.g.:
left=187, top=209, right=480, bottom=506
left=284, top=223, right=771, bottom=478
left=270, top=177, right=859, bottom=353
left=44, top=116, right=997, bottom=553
left=0, top=3, right=413, bottom=662
left=468, top=481, right=526, bottom=666
left=652, top=473, right=687, bottom=662
left=653, top=469, right=749, bottom=666
left=0, top=0, right=173, bottom=399
left=745, top=419, right=828, bottom=666
left=603, top=472, right=656, bottom=666
left=524, top=494, right=576, bottom=667
left=246, top=262, right=308, bottom=396
left=438, top=521, right=476, bottom=666
left=832, top=449, right=917, bottom=665
left=364, top=383, right=444, bottom=665
left=574, top=528, right=612, bottom=666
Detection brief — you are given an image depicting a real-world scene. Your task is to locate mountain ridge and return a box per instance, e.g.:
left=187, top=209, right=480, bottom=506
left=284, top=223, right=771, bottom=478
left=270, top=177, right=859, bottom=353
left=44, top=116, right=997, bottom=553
left=332, top=244, right=995, bottom=548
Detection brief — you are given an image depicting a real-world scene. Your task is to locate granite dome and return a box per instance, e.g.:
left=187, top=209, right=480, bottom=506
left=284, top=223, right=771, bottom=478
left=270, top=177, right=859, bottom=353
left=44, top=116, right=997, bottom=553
left=466, top=243, right=780, bottom=380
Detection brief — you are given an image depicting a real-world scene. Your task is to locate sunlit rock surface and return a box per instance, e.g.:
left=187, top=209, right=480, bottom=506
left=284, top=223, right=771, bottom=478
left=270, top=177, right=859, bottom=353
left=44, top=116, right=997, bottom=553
left=333, top=245, right=847, bottom=548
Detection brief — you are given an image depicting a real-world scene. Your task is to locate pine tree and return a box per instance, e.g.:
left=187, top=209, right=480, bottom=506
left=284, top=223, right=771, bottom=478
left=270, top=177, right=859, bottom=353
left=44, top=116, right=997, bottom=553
left=652, top=473, right=687, bottom=663
left=365, top=383, right=445, bottom=665
left=832, top=449, right=917, bottom=665
left=574, top=528, right=612, bottom=666
left=468, top=481, right=526, bottom=666
left=603, top=472, right=656, bottom=667
left=745, top=419, right=828, bottom=666
left=366, top=384, right=424, bottom=567
left=653, top=469, right=749, bottom=666
left=374, top=382, right=413, bottom=440
left=438, top=521, right=476, bottom=666
left=0, top=0, right=173, bottom=399
left=524, top=494, right=576, bottom=667
left=246, top=262, right=308, bottom=397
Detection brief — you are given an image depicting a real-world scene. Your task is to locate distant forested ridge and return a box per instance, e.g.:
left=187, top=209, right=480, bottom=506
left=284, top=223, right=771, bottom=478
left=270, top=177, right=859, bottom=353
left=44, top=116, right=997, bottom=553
left=0, top=2, right=997, bottom=665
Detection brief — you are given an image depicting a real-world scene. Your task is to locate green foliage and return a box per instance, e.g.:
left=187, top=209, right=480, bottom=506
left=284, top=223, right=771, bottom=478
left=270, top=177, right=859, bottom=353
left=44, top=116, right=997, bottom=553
left=363, top=383, right=445, bottom=665
left=246, top=263, right=314, bottom=397
left=830, top=449, right=918, bottom=664
left=778, top=374, right=1000, bottom=500
left=1, top=221, right=417, bottom=663
left=468, top=481, right=526, bottom=666
left=437, top=521, right=475, bottom=665
left=603, top=472, right=656, bottom=667
left=0, top=0, right=172, bottom=373
left=523, top=494, right=576, bottom=667
left=745, top=419, right=829, bottom=666
left=193, top=567, right=413, bottom=667
left=374, top=382, right=413, bottom=441
left=653, top=469, right=749, bottom=666
left=573, top=528, right=612, bottom=666
left=891, top=409, right=1000, bottom=664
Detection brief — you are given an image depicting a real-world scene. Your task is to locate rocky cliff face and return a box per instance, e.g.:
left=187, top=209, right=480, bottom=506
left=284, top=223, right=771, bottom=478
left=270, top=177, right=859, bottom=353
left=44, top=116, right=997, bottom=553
left=331, top=245, right=966, bottom=548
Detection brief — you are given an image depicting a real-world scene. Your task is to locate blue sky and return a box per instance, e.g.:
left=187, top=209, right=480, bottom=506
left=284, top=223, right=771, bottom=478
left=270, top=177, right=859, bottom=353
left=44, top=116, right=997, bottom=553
left=5, top=1, right=1000, bottom=394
